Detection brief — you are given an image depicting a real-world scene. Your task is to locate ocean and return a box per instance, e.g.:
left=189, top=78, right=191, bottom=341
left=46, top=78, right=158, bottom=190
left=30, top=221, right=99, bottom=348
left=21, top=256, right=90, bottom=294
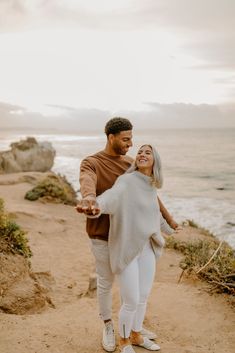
left=0, top=128, right=234, bottom=248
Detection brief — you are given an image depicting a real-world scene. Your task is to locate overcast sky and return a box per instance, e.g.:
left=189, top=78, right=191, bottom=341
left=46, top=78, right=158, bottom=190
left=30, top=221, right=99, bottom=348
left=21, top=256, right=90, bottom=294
left=0, top=0, right=235, bottom=128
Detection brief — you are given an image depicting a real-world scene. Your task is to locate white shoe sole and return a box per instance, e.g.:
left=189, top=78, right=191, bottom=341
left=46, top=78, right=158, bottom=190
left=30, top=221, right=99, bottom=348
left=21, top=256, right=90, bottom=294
left=102, top=341, right=116, bottom=352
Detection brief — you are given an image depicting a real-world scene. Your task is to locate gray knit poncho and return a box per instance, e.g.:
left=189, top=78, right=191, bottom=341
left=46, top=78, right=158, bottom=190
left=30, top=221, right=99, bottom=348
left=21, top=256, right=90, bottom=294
left=97, top=171, right=173, bottom=274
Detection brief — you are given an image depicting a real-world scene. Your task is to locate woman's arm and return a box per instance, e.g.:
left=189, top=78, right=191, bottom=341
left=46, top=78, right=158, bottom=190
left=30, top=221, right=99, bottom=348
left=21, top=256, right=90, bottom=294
left=85, top=177, right=126, bottom=218
left=160, top=212, right=174, bottom=235
left=97, top=177, right=125, bottom=215
left=158, top=197, right=179, bottom=229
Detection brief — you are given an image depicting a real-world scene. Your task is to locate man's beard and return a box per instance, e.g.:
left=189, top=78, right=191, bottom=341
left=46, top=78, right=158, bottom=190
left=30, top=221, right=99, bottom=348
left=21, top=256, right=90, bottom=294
left=113, top=144, right=127, bottom=155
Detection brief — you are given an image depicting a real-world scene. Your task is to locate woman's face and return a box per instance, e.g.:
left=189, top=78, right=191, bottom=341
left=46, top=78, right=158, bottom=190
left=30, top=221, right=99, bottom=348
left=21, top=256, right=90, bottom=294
left=136, top=145, right=154, bottom=174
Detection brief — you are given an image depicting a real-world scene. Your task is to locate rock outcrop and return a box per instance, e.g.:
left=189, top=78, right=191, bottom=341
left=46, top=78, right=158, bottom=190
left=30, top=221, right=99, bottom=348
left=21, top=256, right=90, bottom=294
left=0, top=253, right=55, bottom=314
left=0, top=137, right=56, bottom=173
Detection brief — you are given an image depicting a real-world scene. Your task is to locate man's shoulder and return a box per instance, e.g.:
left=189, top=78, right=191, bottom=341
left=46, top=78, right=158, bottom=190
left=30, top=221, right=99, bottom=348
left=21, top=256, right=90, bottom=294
left=81, top=151, right=104, bottom=163
left=81, top=151, right=133, bottom=170
left=82, top=151, right=133, bottom=162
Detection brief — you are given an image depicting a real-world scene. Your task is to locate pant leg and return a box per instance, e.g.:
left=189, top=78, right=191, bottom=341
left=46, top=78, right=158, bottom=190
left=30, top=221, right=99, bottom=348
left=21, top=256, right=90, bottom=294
left=90, top=239, right=115, bottom=321
left=118, top=257, right=139, bottom=338
left=132, top=241, right=156, bottom=332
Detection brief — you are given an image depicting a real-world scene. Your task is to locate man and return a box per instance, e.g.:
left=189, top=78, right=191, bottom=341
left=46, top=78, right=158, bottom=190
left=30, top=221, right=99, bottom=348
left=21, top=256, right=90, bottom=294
left=76, top=117, right=178, bottom=352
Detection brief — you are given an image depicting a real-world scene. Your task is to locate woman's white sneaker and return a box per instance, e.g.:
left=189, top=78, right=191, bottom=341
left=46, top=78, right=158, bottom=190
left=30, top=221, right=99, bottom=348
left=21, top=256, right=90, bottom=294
left=102, top=321, right=116, bottom=352
left=141, top=327, right=157, bottom=340
left=120, top=344, right=136, bottom=353
left=134, top=337, right=160, bottom=351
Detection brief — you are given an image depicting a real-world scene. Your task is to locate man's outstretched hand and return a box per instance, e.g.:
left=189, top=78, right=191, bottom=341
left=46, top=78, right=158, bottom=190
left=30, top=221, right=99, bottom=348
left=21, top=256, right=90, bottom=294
left=75, top=197, right=100, bottom=216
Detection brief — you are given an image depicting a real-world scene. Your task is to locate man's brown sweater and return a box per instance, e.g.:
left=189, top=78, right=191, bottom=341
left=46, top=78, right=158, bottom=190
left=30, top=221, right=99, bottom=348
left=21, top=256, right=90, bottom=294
left=79, top=151, right=133, bottom=241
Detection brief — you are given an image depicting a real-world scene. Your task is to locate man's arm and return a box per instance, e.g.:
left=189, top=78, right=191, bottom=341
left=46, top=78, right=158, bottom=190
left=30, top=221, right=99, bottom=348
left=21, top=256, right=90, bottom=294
left=79, top=158, right=97, bottom=198
left=157, top=196, right=179, bottom=230
left=76, top=158, right=99, bottom=215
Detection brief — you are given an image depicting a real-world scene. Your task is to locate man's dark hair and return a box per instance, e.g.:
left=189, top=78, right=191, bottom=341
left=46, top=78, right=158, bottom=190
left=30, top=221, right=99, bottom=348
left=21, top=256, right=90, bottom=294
left=105, top=117, right=133, bottom=136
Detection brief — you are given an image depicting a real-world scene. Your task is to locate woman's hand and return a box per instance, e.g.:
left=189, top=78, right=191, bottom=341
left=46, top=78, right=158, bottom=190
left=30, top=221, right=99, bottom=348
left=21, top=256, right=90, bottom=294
left=168, top=219, right=183, bottom=232
left=75, top=196, right=100, bottom=215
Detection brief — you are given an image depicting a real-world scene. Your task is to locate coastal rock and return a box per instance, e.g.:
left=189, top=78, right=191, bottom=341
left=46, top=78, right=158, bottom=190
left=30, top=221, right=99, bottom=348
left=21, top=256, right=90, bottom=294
left=0, top=137, right=56, bottom=173
left=0, top=253, right=55, bottom=314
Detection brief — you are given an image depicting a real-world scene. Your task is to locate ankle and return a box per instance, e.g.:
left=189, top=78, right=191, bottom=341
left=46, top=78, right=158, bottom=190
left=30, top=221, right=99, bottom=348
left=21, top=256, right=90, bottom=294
left=130, top=331, right=144, bottom=344
left=119, top=337, right=131, bottom=347
left=104, top=319, right=112, bottom=324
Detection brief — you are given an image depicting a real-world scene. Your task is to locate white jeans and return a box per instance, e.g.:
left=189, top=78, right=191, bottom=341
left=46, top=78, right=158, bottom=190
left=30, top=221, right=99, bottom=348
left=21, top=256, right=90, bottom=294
left=118, top=241, right=156, bottom=338
left=90, top=238, right=156, bottom=331
left=90, top=239, right=115, bottom=321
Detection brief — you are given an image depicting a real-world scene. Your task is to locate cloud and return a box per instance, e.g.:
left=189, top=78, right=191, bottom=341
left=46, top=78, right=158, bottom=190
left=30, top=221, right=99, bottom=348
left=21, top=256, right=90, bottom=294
left=1, top=1, right=234, bottom=31
left=1, top=101, right=235, bottom=132
left=122, top=103, right=235, bottom=129
left=0, top=0, right=24, bottom=31
left=0, top=1, right=234, bottom=105
left=0, top=101, right=24, bottom=113
left=0, top=101, right=111, bottom=132
left=0, top=0, right=134, bottom=32
left=139, top=0, right=235, bottom=32
left=1, top=1, right=234, bottom=71
left=183, top=34, right=235, bottom=71
left=213, top=76, right=235, bottom=85
left=135, top=0, right=235, bottom=71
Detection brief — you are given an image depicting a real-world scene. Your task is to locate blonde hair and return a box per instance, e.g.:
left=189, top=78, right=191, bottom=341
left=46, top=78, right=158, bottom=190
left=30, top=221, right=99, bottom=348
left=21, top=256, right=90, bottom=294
left=126, top=144, right=163, bottom=188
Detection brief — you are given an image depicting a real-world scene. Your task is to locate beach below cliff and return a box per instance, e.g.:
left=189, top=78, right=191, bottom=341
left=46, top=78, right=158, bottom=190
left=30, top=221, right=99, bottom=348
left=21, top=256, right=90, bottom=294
left=0, top=172, right=234, bottom=353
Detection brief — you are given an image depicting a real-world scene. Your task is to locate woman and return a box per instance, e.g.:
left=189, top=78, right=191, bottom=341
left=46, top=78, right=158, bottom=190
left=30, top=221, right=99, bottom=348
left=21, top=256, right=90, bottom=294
left=91, top=144, right=174, bottom=352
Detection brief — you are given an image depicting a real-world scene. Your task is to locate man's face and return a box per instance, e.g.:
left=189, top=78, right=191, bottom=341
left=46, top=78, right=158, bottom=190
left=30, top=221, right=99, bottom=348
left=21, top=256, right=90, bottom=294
left=110, top=130, right=133, bottom=155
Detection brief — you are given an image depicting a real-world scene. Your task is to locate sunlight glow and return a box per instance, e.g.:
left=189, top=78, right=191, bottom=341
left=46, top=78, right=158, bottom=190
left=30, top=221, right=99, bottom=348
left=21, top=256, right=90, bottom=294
left=0, top=28, right=232, bottom=113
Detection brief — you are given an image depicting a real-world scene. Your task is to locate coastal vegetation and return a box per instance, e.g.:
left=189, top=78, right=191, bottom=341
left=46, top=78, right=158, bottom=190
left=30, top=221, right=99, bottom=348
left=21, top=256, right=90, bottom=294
left=0, top=198, right=31, bottom=258
left=186, top=219, right=215, bottom=237
left=25, top=173, right=77, bottom=205
left=166, top=228, right=235, bottom=296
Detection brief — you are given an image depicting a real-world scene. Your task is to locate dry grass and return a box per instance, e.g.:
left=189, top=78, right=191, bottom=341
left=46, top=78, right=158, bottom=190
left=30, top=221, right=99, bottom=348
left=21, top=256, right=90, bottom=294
left=186, top=219, right=215, bottom=237
left=166, top=235, right=235, bottom=295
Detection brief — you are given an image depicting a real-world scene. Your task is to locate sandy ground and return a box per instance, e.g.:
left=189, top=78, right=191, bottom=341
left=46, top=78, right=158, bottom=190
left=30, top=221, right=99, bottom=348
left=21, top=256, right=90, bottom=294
left=0, top=172, right=234, bottom=353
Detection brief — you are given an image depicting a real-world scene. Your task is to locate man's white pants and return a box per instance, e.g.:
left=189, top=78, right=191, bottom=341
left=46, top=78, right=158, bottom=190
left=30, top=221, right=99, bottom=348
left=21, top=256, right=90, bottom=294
left=90, top=239, right=114, bottom=321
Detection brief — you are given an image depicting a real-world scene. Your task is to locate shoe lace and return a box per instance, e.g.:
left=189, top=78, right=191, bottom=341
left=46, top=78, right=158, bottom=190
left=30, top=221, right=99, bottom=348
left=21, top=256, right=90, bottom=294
left=105, top=323, right=114, bottom=343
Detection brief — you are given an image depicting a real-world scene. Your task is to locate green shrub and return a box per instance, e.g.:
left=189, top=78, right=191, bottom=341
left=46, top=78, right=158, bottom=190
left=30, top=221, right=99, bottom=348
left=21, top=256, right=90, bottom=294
left=0, top=198, right=32, bottom=258
left=25, top=174, right=77, bottom=205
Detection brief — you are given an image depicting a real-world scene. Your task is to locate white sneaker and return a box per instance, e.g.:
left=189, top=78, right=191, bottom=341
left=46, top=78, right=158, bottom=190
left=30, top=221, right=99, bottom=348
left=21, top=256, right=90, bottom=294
left=102, top=321, right=116, bottom=352
left=141, top=327, right=157, bottom=340
left=134, top=337, right=160, bottom=351
left=120, top=344, right=136, bottom=353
